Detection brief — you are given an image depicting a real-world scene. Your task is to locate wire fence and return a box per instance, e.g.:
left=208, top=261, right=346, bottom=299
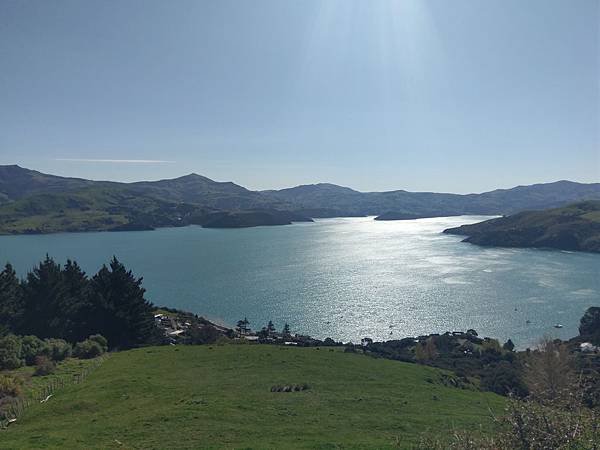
left=0, top=354, right=110, bottom=429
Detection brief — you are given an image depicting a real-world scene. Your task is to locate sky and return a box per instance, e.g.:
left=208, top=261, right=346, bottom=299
left=0, top=0, right=598, bottom=193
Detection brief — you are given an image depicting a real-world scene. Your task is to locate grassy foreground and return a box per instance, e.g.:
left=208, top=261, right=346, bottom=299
left=2, top=345, right=506, bottom=449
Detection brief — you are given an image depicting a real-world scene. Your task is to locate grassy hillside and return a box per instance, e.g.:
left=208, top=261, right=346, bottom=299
left=444, top=200, right=600, bottom=253
left=2, top=345, right=506, bottom=449
left=1, top=165, right=600, bottom=233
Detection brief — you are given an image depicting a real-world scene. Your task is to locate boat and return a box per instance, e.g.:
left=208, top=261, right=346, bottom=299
left=554, top=324, right=563, bottom=329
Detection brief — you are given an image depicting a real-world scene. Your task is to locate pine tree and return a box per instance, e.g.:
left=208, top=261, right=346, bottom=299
left=0, top=264, right=23, bottom=336
left=282, top=323, right=290, bottom=337
left=61, top=260, right=91, bottom=342
left=88, top=257, right=156, bottom=349
left=20, top=256, right=67, bottom=338
left=503, top=339, right=515, bottom=352
left=236, top=317, right=250, bottom=335
left=267, top=320, right=275, bottom=336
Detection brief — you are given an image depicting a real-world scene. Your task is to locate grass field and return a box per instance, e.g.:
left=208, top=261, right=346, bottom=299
left=2, top=344, right=506, bottom=449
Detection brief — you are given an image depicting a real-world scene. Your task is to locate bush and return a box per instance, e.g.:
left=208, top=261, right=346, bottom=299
left=481, top=361, right=528, bottom=397
left=21, top=335, right=46, bottom=365
left=73, top=339, right=104, bottom=359
left=189, top=325, right=219, bottom=345
left=0, top=374, right=22, bottom=398
left=0, top=335, right=23, bottom=370
left=42, top=338, right=72, bottom=362
left=33, top=355, right=56, bottom=376
left=88, top=334, right=108, bottom=352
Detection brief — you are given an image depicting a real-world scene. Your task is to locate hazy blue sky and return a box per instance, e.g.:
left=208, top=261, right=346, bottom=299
left=1, top=0, right=598, bottom=193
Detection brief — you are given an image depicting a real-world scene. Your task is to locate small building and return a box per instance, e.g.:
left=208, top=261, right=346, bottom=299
left=580, top=342, right=598, bottom=353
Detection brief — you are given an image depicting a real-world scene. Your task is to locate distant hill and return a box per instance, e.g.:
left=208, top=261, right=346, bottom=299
left=0, top=165, right=113, bottom=203
left=444, top=201, right=600, bottom=253
left=0, top=165, right=599, bottom=233
left=268, top=180, right=600, bottom=219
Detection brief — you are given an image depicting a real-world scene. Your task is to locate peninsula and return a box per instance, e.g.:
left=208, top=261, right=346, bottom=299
left=443, top=201, right=600, bottom=253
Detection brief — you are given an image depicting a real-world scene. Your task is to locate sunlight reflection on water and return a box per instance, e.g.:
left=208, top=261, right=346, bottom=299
left=0, top=215, right=598, bottom=348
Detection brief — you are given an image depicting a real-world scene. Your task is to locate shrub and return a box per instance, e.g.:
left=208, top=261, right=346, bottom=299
left=21, top=335, right=46, bottom=365
left=73, top=339, right=104, bottom=359
left=0, top=335, right=23, bottom=370
left=0, top=374, right=22, bottom=398
left=481, top=361, right=528, bottom=397
left=88, top=334, right=108, bottom=352
left=43, top=338, right=72, bottom=362
left=33, top=355, right=56, bottom=376
left=188, top=326, right=219, bottom=345
left=524, top=337, right=573, bottom=401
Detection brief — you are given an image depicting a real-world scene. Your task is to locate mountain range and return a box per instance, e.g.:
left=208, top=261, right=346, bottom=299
left=0, top=165, right=599, bottom=234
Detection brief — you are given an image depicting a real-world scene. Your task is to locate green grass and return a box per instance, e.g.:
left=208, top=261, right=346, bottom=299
left=2, top=345, right=506, bottom=449
left=7, top=357, right=106, bottom=402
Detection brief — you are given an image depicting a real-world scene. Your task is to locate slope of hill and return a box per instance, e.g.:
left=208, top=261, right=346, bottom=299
left=0, top=165, right=113, bottom=204
left=0, top=165, right=599, bottom=233
left=271, top=180, right=600, bottom=219
left=129, top=173, right=288, bottom=210
left=2, top=345, right=505, bottom=449
left=444, top=201, right=600, bottom=253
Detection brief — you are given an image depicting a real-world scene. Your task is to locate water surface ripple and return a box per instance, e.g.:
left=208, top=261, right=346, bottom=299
left=1, top=216, right=598, bottom=348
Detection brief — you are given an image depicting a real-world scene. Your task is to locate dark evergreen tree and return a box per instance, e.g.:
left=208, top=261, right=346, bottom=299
left=236, top=317, right=250, bottom=335
left=267, top=320, right=275, bottom=336
left=0, top=264, right=24, bottom=335
left=579, top=307, right=600, bottom=343
left=88, top=257, right=157, bottom=349
left=503, top=339, right=515, bottom=352
left=20, top=256, right=67, bottom=338
left=61, top=260, right=91, bottom=342
left=282, top=323, right=291, bottom=337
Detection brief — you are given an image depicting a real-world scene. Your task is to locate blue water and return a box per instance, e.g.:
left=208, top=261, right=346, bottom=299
left=0, top=216, right=598, bottom=348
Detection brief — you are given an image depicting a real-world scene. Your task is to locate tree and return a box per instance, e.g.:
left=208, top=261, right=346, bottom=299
left=0, top=264, right=24, bottom=335
left=0, top=335, right=23, bottom=370
left=87, top=257, right=157, bottom=349
left=267, top=320, right=276, bottom=336
left=236, top=317, right=250, bottom=335
left=503, top=339, right=515, bottom=352
left=525, top=337, right=573, bottom=401
left=61, top=260, right=91, bottom=342
left=282, top=323, right=291, bottom=337
left=19, top=256, right=67, bottom=338
left=481, top=361, right=528, bottom=397
left=579, top=307, right=600, bottom=343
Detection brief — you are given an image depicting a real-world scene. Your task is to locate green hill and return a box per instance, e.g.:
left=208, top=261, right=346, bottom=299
left=2, top=345, right=505, bottom=449
left=444, top=201, right=600, bottom=253
left=3, top=165, right=599, bottom=233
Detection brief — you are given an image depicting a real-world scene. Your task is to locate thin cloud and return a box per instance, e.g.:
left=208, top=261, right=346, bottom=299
left=54, top=158, right=176, bottom=164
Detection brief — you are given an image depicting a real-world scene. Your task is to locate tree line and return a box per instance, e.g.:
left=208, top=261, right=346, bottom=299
left=0, top=256, right=159, bottom=350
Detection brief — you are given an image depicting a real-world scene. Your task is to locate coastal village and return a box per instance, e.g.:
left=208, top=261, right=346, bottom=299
left=153, top=308, right=600, bottom=356
left=153, top=309, right=324, bottom=346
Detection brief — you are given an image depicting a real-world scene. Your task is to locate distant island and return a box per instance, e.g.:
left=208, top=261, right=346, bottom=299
left=0, top=165, right=599, bottom=234
left=444, top=201, right=600, bottom=253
